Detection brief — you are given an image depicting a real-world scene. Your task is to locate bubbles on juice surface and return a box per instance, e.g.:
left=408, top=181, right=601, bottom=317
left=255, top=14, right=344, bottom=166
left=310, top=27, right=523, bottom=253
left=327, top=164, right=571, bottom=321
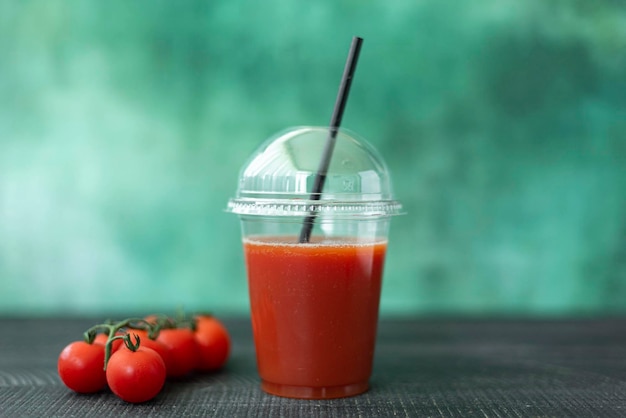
left=243, top=236, right=387, bottom=248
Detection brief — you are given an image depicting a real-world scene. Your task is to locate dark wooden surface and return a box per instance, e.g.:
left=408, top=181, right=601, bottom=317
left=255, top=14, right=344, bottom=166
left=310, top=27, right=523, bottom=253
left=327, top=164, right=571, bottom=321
left=1, top=317, right=626, bottom=417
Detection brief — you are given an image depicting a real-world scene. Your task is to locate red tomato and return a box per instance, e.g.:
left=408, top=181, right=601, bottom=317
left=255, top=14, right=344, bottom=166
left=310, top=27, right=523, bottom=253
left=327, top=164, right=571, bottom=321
left=194, top=315, right=231, bottom=372
left=94, top=333, right=123, bottom=352
left=156, top=328, right=199, bottom=378
left=143, top=314, right=160, bottom=325
left=133, top=330, right=174, bottom=374
left=144, top=314, right=176, bottom=329
left=57, top=341, right=107, bottom=393
left=106, top=345, right=166, bottom=403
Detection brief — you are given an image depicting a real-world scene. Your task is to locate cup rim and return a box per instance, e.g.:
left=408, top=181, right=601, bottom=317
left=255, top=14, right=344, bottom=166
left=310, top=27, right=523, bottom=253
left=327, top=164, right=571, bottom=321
left=226, top=197, right=404, bottom=218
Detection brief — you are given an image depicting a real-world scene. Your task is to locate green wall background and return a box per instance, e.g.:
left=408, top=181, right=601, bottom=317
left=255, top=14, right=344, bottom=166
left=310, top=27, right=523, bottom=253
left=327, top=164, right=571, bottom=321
left=1, top=1, right=625, bottom=317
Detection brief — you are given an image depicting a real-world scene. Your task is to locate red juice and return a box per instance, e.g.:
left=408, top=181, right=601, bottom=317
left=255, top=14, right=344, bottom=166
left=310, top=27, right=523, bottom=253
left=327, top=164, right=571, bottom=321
left=243, top=236, right=387, bottom=399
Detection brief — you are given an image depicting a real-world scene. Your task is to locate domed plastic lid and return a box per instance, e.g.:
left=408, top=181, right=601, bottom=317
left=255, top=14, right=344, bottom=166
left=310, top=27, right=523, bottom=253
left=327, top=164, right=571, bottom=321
left=227, top=126, right=402, bottom=218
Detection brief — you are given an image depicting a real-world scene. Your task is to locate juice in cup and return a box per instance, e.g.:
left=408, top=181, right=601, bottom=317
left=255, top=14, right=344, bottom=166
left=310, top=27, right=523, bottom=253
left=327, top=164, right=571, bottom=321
left=244, top=236, right=387, bottom=398
left=228, top=127, right=402, bottom=399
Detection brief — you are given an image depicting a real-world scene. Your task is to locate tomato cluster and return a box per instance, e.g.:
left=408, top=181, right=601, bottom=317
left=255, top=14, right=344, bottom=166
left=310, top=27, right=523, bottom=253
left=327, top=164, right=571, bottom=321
left=57, top=314, right=231, bottom=403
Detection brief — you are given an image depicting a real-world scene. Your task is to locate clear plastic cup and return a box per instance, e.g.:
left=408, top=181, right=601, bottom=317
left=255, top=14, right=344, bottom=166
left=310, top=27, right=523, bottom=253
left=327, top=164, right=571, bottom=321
left=227, top=126, right=402, bottom=399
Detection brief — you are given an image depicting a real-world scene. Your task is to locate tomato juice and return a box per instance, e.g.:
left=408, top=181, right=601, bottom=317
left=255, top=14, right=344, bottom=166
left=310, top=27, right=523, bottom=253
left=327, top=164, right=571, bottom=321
left=243, top=236, right=387, bottom=399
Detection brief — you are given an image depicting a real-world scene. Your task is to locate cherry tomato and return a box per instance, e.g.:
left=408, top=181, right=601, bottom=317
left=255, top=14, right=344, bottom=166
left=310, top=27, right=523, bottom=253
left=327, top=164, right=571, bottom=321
left=57, top=341, right=107, bottom=393
left=194, top=315, right=231, bottom=372
left=144, top=314, right=175, bottom=328
left=143, top=314, right=160, bottom=325
left=94, top=333, right=123, bottom=352
left=106, top=345, right=166, bottom=403
left=156, top=328, right=199, bottom=378
left=132, top=330, right=174, bottom=374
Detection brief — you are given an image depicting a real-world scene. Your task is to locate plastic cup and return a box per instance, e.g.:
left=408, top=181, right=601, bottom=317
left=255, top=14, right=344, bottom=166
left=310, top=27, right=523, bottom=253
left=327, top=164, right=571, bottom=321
left=227, top=126, right=402, bottom=399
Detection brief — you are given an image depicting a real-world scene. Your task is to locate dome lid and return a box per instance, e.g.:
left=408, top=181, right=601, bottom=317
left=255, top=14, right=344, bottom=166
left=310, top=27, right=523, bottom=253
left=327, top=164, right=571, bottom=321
left=227, top=126, right=402, bottom=218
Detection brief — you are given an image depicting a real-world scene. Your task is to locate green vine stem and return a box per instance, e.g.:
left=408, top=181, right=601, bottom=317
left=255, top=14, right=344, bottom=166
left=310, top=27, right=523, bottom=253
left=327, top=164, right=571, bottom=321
left=147, top=313, right=197, bottom=333
left=82, top=313, right=200, bottom=370
left=83, top=317, right=153, bottom=370
left=116, top=333, right=140, bottom=352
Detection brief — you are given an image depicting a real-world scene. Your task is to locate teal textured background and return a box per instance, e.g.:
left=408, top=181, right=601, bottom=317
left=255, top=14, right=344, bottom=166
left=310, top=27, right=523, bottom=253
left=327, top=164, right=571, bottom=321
left=1, top=1, right=625, bottom=317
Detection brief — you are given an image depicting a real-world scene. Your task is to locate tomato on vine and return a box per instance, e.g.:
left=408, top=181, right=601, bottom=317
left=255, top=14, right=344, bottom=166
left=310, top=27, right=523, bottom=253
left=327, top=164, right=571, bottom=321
left=132, top=329, right=174, bottom=374
left=57, top=312, right=232, bottom=401
left=106, top=334, right=166, bottom=403
left=57, top=341, right=107, bottom=393
left=194, top=314, right=231, bottom=371
left=156, top=328, right=199, bottom=378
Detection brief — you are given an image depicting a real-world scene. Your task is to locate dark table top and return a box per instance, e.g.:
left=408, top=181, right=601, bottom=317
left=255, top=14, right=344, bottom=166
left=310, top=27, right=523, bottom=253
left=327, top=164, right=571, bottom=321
left=1, top=317, right=626, bottom=417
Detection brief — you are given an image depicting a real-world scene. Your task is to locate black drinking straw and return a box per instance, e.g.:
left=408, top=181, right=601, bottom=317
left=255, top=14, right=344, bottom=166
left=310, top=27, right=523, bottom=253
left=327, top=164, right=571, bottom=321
left=298, top=36, right=364, bottom=243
